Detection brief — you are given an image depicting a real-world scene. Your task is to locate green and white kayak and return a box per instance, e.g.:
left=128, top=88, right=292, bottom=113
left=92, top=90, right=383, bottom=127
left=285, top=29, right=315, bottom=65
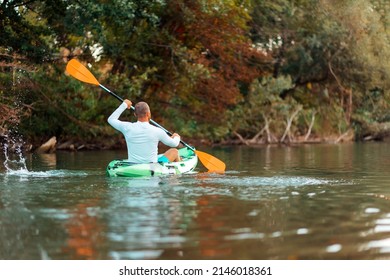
left=106, top=147, right=198, bottom=177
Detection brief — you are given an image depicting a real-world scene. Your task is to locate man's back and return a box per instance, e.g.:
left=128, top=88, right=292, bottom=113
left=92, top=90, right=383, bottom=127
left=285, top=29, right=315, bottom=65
left=121, top=121, right=169, bottom=163
left=108, top=102, right=180, bottom=163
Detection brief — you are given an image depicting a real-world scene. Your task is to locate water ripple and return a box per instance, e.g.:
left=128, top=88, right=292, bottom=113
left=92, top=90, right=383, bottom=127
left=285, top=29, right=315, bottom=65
left=203, top=175, right=342, bottom=188
left=3, top=169, right=89, bottom=178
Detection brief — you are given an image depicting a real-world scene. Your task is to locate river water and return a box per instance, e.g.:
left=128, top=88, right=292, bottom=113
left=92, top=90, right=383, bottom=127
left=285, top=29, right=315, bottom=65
left=1, top=142, right=390, bottom=260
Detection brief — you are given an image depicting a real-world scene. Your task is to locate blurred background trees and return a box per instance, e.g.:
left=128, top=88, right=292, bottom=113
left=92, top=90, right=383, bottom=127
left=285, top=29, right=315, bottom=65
left=1, top=0, right=390, bottom=148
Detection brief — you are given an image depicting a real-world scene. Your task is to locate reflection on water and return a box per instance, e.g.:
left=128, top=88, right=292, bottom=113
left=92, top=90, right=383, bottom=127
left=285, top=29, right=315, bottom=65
left=1, top=143, right=390, bottom=259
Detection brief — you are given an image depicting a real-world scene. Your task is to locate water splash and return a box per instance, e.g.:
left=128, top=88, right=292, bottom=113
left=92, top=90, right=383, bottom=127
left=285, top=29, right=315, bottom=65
left=3, top=131, right=28, bottom=173
left=4, top=169, right=89, bottom=178
left=1, top=65, right=29, bottom=173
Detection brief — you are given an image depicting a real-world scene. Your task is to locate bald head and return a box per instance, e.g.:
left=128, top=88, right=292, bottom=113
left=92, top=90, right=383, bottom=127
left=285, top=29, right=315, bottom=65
left=134, top=102, right=151, bottom=120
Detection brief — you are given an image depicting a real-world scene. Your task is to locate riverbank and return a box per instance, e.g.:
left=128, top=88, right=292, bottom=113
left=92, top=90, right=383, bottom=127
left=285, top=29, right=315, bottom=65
left=1, top=132, right=358, bottom=155
left=5, top=125, right=390, bottom=155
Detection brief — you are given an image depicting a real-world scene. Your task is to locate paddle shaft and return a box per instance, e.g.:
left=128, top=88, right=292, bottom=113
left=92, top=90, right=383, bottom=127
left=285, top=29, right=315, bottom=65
left=99, top=84, right=194, bottom=151
left=66, top=58, right=225, bottom=171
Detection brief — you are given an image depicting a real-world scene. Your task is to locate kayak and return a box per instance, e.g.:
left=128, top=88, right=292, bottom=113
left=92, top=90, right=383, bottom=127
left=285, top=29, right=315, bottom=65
left=106, top=147, right=198, bottom=177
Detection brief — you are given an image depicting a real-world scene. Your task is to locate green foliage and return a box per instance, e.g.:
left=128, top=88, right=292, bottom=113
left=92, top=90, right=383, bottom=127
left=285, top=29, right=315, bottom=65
left=0, top=1, right=52, bottom=62
left=2, top=0, right=390, bottom=146
left=228, top=75, right=294, bottom=137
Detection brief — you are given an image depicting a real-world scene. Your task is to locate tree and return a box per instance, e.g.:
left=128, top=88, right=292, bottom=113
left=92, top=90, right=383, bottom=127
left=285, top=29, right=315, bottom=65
left=150, top=0, right=266, bottom=139
left=243, top=0, right=390, bottom=142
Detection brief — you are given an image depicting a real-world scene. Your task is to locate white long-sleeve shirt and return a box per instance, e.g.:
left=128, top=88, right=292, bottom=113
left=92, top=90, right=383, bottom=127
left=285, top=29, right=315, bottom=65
left=108, top=102, right=180, bottom=163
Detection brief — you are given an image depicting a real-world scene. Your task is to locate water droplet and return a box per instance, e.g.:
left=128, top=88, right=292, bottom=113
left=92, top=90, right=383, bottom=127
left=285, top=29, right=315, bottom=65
left=297, top=228, right=309, bottom=235
left=247, top=210, right=259, bottom=216
left=365, top=208, right=380, bottom=214
left=326, top=244, right=342, bottom=253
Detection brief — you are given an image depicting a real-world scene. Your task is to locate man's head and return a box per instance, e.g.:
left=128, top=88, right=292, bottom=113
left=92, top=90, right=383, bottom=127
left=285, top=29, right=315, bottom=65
left=134, top=101, right=151, bottom=121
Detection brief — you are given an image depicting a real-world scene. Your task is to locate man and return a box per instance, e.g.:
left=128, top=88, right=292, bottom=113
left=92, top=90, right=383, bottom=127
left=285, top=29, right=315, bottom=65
left=108, top=99, right=181, bottom=163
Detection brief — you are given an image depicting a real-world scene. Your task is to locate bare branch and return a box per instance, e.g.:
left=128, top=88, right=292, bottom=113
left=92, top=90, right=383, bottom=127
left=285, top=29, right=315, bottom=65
left=280, top=106, right=302, bottom=143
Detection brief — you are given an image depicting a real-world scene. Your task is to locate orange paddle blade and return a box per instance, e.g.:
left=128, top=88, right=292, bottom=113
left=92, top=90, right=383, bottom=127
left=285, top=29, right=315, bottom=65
left=195, top=150, right=226, bottom=173
left=66, top=59, right=100, bottom=86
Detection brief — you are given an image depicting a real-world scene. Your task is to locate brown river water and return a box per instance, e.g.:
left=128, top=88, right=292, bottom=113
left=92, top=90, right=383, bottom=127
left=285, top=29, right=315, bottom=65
left=1, top=142, right=390, bottom=260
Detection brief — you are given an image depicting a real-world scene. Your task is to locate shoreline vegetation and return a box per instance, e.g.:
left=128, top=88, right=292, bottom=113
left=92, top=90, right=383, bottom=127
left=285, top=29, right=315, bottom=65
left=2, top=1, right=390, bottom=154
left=0, top=128, right=381, bottom=155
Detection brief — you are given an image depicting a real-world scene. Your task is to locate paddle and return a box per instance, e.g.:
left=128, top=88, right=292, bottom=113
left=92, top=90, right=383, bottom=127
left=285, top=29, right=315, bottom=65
left=66, top=58, right=226, bottom=172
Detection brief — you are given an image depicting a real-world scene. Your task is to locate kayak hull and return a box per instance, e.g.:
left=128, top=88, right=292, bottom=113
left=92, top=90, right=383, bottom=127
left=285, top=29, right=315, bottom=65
left=106, top=148, right=198, bottom=177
